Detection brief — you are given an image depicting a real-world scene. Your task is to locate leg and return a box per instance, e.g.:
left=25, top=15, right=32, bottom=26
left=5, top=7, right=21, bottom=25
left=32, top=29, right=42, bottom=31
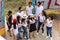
left=49, top=27, right=52, bottom=37
left=33, top=31, right=36, bottom=38
left=8, top=25, right=12, bottom=37
left=17, top=27, right=22, bottom=40
left=37, top=22, right=42, bottom=33
left=42, top=24, right=44, bottom=33
left=46, top=27, right=49, bottom=36
left=23, top=27, right=28, bottom=39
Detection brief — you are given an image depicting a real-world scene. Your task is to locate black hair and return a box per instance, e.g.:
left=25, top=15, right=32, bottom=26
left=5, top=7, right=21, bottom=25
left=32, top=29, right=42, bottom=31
left=21, top=18, right=25, bottom=23
left=38, top=2, right=41, bottom=6
left=42, top=10, right=47, bottom=19
left=49, top=16, right=53, bottom=20
left=18, top=7, right=22, bottom=10
left=8, top=10, right=12, bottom=15
left=17, top=16, right=20, bottom=23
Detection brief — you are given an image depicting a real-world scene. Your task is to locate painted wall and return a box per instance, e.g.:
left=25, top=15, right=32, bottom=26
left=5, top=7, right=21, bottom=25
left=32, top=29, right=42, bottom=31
left=37, top=0, right=60, bottom=9
left=0, top=0, right=5, bottom=35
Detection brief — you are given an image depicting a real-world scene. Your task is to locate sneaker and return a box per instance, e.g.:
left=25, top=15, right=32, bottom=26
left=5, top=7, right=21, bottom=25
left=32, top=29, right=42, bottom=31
left=50, top=37, right=52, bottom=40
left=24, top=36, right=26, bottom=39
left=42, top=33, right=44, bottom=36
left=46, top=36, right=49, bottom=39
left=36, top=33, right=39, bottom=35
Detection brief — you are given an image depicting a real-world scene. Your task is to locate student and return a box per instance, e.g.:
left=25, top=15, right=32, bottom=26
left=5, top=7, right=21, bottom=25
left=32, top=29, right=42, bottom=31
left=17, top=16, right=22, bottom=40
left=16, top=7, right=24, bottom=18
left=6, top=10, right=12, bottom=37
left=22, top=15, right=28, bottom=40
left=13, top=18, right=18, bottom=40
left=37, top=11, right=46, bottom=35
left=35, top=2, right=44, bottom=33
left=46, top=16, right=54, bottom=40
left=26, top=2, right=33, bottom=16
left=29, top=14, right=36, bottom=38
left=36, top=2, right=44, bottom=16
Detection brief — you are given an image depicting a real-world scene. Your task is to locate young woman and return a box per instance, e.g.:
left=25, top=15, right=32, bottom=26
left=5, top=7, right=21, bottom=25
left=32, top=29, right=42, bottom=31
left=17, top=16, right=22, bottom=40
left=22, top=15, right=28, bottom=40
left=35, top=2, right=44, bottom=35
left=29, top=14, right=36, bottom=38
left=13, top=18, right=18, bottom=40
left=6, top=10, right=12, bottom=37
left=37, top=11, right=46, bottom=35
left=46, top=16, right=54, bottom=40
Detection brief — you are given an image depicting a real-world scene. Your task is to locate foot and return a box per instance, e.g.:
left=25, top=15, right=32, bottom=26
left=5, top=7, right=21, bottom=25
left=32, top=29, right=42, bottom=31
left=36, top=33, right=39, bottom=35
left=50, top=37, right=52, bottom=40
left=24, top=36, right=26, bottom=39
left=10, top=35, right=12, bottom=37
left=46, top=36, right=49, bottom=39
left=42, top=33, right=44, bottom=36
left=20, top=37, right=22, bottom=39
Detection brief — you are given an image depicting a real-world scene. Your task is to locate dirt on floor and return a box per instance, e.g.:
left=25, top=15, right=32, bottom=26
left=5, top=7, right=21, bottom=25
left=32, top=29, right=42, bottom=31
left=53, top=20, right=60, bottom=33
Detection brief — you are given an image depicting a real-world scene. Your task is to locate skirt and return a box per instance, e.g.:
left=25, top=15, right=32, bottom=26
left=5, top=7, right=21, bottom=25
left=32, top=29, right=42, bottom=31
left=29, top=23, right=36, bottom=32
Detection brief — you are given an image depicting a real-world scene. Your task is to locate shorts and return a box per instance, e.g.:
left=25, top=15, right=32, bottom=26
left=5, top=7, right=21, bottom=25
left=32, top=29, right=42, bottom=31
left=13, top=28, right=18, bottom=35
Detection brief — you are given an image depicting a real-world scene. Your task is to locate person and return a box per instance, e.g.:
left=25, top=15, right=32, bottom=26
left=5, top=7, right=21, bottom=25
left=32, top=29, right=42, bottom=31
left=22, top=15, right=28, bottom=40
left=6, top=10, right=12, bottom=37
left=35, top=2, right=44, bottom=32
left=26, top=2, right=34, bottom=16
left=16, top=7, right=24, bottom=18
left=29, top=14, right=36, bottom=38
left=46, top=16, right=54, bottom=40
left=37, top=11, right=46, bottom=35
left=13, top=18, right=18, bottom=40
left=35, top=2, right=44, bottom=16
left=17, top=16, right=22, bottom=40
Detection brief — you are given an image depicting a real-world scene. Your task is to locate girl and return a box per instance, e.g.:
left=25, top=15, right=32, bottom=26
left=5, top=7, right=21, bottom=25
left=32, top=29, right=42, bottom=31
left=37, top=11, right=46, bottom=35
left=46, top=16, right=54, bottom=40
left=13, top=18, right=18, bottom=40
left=6, top=10, right=12, bottom=37
left=29, top=14, right=36, bottom=38
left=22, top=15, right=28, bottom=40
left=17, top=16, right=22, bottom=40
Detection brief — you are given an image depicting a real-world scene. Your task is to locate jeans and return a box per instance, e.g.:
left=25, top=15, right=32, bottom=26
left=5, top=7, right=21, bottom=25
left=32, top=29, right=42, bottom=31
left=23, top=27, right=28, bottom=40
left=37, top=21, right=44, bottom=33
left=46, top=27, right=52, bottom=37
left=35, top=17, right=40, bottom=29
left=17, top=27, right=22, bottom=40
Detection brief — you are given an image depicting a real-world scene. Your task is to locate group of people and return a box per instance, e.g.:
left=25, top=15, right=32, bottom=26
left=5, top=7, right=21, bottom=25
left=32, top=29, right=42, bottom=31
left=6, top=2, right=54, bottom=40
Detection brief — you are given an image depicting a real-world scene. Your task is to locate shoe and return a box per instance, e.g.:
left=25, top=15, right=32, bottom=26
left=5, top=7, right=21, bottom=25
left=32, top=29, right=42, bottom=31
left=36, top=33, right=39, bottom=35
left=46, top=36, right=49, bottom=39
left=50, top=37, right=52, bottom=40
left=24, top=36, right=26, bottom=39
left=42, top=33, right=44, bottom=36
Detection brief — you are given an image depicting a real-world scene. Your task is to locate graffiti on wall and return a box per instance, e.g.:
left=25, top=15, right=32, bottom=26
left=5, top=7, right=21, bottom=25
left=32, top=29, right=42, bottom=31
left=36, top=0, right=60, bottom=9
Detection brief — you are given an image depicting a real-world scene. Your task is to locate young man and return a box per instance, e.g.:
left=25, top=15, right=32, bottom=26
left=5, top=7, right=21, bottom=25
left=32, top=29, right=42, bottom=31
left=16, top=7, right=24, bottom=18
left=6, top=11, right=12, bottom=37
left=26, top=2, right=34, bottom=16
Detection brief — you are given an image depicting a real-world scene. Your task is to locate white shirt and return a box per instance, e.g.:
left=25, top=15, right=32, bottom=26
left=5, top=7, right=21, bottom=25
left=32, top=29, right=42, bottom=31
left=22, top=20, right=27, bottom=27
left=16, top=11, right=24, bottom=17
left=26, top=6, right=33, bottom=16
left=30, top=20, right=35, bottom=24
left=36, top=5, right=43, bottom=16
left=17, top=20, right=22, bottom=28
left=46, top=19, right=53, bottom=27
left=40, top=15, right=45, bottom=22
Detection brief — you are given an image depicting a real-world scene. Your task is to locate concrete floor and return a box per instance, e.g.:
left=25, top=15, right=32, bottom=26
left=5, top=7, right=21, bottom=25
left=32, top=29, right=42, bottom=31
left=4, top=15, right=60, bottom=40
